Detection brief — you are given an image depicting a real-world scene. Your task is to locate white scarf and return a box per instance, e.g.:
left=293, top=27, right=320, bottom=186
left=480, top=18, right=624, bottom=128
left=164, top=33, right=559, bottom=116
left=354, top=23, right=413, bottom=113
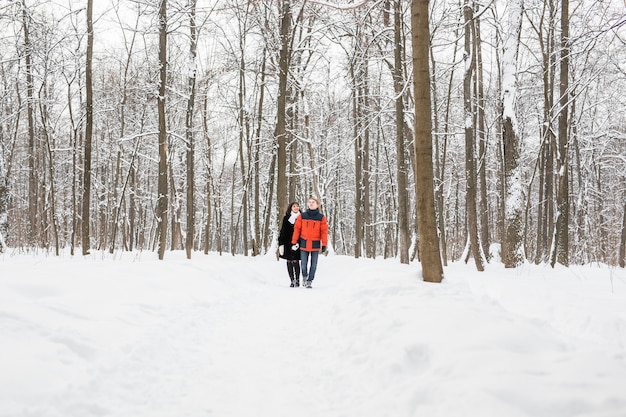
left=288, top=211, right=300, bottom=224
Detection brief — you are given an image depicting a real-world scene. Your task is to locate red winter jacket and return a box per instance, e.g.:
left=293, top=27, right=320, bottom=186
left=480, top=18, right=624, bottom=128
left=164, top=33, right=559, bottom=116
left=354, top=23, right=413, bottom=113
left=291, top=209, right=328, bottom=252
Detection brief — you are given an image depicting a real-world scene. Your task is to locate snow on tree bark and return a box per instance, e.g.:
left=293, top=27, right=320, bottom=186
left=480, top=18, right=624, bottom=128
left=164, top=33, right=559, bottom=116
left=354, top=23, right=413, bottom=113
left=502, top=0, right=525, bottom=268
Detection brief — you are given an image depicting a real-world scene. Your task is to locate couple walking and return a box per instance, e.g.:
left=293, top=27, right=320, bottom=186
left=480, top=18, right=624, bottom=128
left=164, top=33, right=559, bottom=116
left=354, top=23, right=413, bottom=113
left=278, top=196, right=328, bottom=288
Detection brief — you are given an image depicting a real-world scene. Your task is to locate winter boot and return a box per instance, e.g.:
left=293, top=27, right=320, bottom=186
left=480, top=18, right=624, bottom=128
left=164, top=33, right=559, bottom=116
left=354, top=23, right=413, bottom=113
left=289, top=261, right=302, bottom=287
left=287, top=262, right=296, bottom=287
left=305, top=279, right=312, bottom=289
left=293, top=262, right=301, bottom=287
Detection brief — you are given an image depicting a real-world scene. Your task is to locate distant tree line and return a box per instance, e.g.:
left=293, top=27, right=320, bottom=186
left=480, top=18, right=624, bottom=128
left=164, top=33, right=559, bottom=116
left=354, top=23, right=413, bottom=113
left=0, top=0, right=624, bottom=270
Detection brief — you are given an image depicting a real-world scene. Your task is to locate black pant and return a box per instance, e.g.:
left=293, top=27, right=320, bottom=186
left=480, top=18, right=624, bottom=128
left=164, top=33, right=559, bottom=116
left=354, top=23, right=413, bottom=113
left=287, top=260, right=300, bottom=285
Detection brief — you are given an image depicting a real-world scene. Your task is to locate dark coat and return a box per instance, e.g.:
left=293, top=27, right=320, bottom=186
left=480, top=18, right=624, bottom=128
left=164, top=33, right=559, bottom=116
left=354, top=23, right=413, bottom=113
left=278, top=214, right=301, bottom=260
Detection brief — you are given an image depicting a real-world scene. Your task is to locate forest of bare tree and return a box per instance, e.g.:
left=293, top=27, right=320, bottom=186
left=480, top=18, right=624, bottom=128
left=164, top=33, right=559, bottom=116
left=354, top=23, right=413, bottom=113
left=0, top=0, right=624, bottom=269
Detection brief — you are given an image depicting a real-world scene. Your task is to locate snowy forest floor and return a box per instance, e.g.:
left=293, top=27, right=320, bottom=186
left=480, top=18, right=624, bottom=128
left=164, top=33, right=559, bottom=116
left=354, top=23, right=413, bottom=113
left=1, top=250, right=626, bottom=417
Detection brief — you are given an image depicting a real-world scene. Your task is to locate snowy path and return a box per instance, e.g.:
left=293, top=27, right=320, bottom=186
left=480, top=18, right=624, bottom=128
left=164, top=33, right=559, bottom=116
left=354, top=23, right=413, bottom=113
left=1, top=251, right=626, bottom=417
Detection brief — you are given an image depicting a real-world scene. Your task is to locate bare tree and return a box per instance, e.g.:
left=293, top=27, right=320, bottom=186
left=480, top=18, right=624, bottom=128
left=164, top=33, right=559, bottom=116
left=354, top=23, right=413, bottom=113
left=252, top=46, right=268, bottom=256
left=108, top=1, right=143, bottom=254
left=501, top=0, right=524, bottom=268
left=432, top=5, right=463, bottom=266
left=80, top=0, right=94, bottom=255
left=1, top=0, right=623, bottom=266
left=393, top=0, right=410, bottom=264
left=618, top=195, right=626, bottom=268
left=474, top=7, right=490, bottom=260
left=411, top=0, right=444, bottom=282
left=550, top=0, right=570, bottom=267
left=202, top=81, right=214, bottom=255
left=0, top=138, right=7, bottom=252
left=21, top=1, right=38, bottom=246
left=534, top=0, right=557, bottom=264
left=350, top=40, right=368, bottom=259
left=157, top=0, right=169, bottom=260
left=463, top=0, right=484, bottom=271
left=186, top=0, right=198, bottom=259
left=275, top=0, right=291, bottom=233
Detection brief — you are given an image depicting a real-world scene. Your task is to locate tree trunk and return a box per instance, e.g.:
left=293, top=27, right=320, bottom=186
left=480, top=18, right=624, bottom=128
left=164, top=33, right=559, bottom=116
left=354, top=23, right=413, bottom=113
left=535, top=141, right=546, bottom=263
left=0, top=135, right=8, bottom=251
left=202, top=85, right=213, bottom=254
left=186, top=0, right=197, bottom=259
left=230, top=171, right=236, bottom=256
left=39, top=102, right=60, bottom=256
left=157, top=0, right=169, bottom=260
left=411, top=0, right=444, bottom=283
left=22, top=3, right=38, bottom=246
left=618, top=194, right=626, bottom=268
left=110, top=140, right=140, bottom=254
left=394, top=0, right=410, bottom=264
left=237, top=47, right=249, bottom=256
left=169, top=160, right=182, bottom=251
left=0, top=171, right=6, bottom=251
left=109, top=10, right=140, bottom=254
left=550, top=0, right=569, bottom=267
left=263, top=153, right=277, bottom=252
left=129, top=145, right=138, bottom=252
left=463, top=0, right=484, bottom=271
left=253, top=49, right=267, bottom=256
left=70, top=106, right=78, bottom=256
left=80, top=0, right=94, bottom=255
left=275, top=0, right=291, bottom=237
left=352, top=61, right=363, bottom=258
left=475, top=11, right=490, bottom=261
left=501, top=0, right=524, bottom=268
left=534, top=7, right=556, bottom=262
left=362, top=74, right=372, bottom=259
left=434, top=8, right=462, bottom=266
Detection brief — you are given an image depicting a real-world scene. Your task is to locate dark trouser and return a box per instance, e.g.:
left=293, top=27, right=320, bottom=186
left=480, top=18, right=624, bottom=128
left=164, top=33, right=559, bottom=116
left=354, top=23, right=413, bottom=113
left=287, top=260, right=300, bottom=284
left=300, top=250, right=319, bottom=281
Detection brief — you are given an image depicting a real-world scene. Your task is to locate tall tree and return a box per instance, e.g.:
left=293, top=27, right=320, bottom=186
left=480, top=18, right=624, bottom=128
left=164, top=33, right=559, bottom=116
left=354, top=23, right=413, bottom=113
left=0, top=141, right=7, bottom=251
left=393, top=0, right=410, bottom=264
left=411, top=0, right=443, bottom=283
left=39, top=85, right=60, bottom=255
left=474, top=7, right=489, bottom=260
left=81, top=0, right=94, bottom=255
left=433, top=6, right=463, bottom=266
left=157, top=0, right=169, bottom=260
left=550, top=0, right=569, bottom=267
left=533, top=0, right=556, bottom=264
left=108, top=1, right=142, bottom=254
left=21, top=1, right=37, bottom=245
left=618, top=197, right=626, bottom=268
left=501, top=0, right=524, bottom=268
left=275, top=0, right=291, bottom=232
left=202, top=82, right=213, bottom=255
left=252, top=46, right=268, bottom=256
left=463, top=0, right=484, bottom=271
left=351, top=43, right=367, bottom=259
left=186, top=0, right=198, bottom=259
left=235, top=1, right=252, bottom=257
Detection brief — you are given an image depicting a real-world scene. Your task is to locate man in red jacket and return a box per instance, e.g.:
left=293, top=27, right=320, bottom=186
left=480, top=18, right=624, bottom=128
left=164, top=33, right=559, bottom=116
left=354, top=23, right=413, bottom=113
left=291, top=196, right=328, bottom=288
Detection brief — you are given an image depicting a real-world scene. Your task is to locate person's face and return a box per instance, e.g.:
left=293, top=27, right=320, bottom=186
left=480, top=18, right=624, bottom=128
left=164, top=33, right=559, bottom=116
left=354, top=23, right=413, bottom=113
left=308, top=199, right=318, bottom=210
left=291, top=203, right=300, bottom=213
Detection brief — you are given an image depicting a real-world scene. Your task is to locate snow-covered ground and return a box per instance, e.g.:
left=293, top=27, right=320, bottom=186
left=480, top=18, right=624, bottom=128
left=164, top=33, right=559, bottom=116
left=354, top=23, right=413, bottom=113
left=1, top=249, right=625, bottom=417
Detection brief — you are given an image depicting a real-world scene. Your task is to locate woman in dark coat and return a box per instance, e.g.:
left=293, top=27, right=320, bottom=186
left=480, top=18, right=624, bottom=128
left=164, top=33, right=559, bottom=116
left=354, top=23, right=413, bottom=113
left=278, top=202, right=301, bottom=287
